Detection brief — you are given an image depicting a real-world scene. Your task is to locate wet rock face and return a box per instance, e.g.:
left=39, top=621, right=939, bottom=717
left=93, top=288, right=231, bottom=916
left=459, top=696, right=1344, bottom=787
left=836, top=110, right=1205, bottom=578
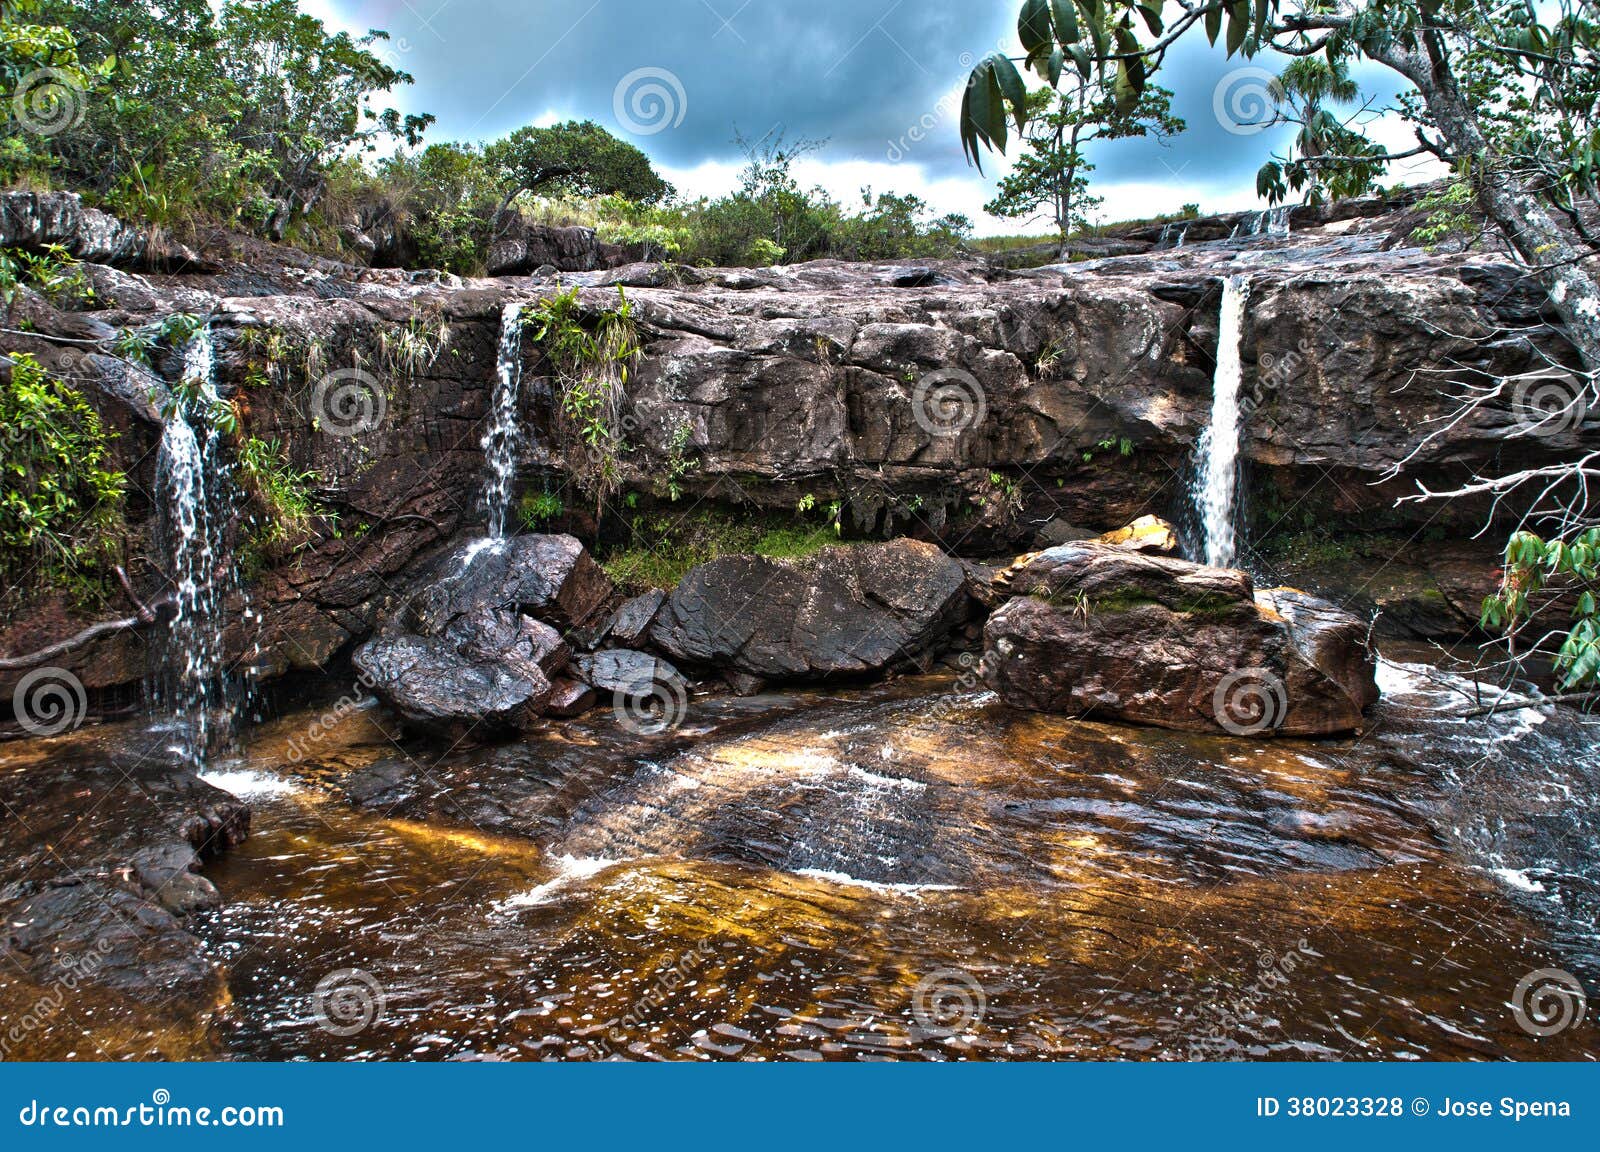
left=0, top=731, right=248, bottom=1058
left=980, top=542, right=1379, bottom=736
left=352, top=535, right=615, bottom=736
left=650, top=539, right=972, bottom=681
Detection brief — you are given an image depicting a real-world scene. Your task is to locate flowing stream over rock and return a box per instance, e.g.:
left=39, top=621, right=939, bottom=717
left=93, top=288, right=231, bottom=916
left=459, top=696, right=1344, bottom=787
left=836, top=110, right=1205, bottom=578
left=1192, top=274, right=1251, bottom=568
left=481, top=302, right=527, bottom=540
left=33, top=648, right=1543, bottom=1060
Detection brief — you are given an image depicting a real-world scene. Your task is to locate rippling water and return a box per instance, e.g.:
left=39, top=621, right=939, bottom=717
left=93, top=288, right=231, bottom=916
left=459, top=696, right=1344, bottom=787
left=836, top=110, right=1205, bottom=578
left=171, top=657, right=1597, bottom=1061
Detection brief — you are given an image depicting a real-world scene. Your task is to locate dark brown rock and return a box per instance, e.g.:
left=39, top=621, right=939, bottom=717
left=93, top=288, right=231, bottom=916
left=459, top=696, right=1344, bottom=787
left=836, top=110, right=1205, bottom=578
left=546, top=677, right=599, bottom=718
left=979, top=542, right=1378, bottom=736
left=605, top=590, right=666, bottom=647
left=352, top=632, right=553, bottom=737
left=650, top=539, right=971, bottom=681
left=575, top=648, right=687, bottom=696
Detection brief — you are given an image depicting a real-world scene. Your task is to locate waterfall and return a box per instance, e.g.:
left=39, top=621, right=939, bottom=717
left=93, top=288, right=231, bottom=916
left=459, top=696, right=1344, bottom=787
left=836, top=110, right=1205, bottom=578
left=481, top=302, right=526, bottom=539
left=154, top=324, right=236, bottom=762
left=1192, top=274, right=1252, bottom=568
left=1158, top=223, right=1188, bottom=250
left=1231, top=208, right=1290, bottom=241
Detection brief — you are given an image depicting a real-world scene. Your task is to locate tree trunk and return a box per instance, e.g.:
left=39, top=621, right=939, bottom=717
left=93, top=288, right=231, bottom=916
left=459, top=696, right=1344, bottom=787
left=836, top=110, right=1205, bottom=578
left=1378, top=41, right=1600, bottom=370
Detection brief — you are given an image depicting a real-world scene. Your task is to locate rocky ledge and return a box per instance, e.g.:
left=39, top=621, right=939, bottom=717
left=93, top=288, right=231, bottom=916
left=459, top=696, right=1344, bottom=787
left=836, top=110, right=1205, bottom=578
left=0, top=730, right=248, bottom=1058
left=2, top=188, right=1579, bottom=710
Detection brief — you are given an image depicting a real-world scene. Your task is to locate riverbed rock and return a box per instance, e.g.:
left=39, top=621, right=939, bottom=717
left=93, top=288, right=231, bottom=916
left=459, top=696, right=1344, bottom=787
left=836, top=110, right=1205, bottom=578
left=650, top=539, right=971, bottom=681
left=604, top=590, right=666, bottom=647
left=353, top=632, right=554, bottom=736
left=403, top=535, right=616, bottom=635
left=980, top=542, right=1378, bottom=736
left=575, top=648, right=687, bottom=697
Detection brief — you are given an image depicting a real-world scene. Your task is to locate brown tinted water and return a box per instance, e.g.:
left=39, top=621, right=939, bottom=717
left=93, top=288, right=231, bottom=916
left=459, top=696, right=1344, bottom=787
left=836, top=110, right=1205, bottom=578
left=166, top=659, right=1598, bottom=1061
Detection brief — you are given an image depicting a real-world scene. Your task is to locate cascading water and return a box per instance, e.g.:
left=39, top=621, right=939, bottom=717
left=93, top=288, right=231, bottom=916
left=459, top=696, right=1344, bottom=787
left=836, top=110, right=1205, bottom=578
left=1158, top=222, right=1187, bottom=249
left=153, top=323, right=237, bottom=762
left=1192, top=274, right=1251, bottom=568
left=1230, top=207, right=1290, bottom=241
left=481, top=301, right=527, bottom=540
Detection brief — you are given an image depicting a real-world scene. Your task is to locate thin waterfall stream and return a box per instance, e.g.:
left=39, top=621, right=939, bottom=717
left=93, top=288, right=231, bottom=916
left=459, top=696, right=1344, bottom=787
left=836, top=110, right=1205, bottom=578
left=481, top=301, right=528, bottom=540
left=153, top=322, right=237, bottom=763
left=1192, top=274, right=1251, bottom=568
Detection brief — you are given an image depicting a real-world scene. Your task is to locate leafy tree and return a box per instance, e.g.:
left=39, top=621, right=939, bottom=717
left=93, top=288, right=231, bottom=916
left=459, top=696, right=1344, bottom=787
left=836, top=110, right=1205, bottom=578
left=3, top=0, right=428, bottom=231
left=1255, top=58, right=1389, bottom=204
left=482, top=120, right=672, bottom=214
left=984, top=80, right=1184, bottom=242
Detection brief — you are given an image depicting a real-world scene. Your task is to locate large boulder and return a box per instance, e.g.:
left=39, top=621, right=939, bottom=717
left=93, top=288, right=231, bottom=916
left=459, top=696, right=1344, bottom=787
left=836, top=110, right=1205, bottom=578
left=353, top=535, right=615, bottom=736
left=486, top=217, right=646, bottom=276
left=650, top=539, right=971, bottom=681
left=980, top=542, right=1378, bottom=736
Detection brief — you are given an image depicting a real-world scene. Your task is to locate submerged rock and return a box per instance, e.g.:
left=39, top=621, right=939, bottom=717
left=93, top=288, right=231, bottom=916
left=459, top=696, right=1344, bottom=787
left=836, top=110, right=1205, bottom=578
left=650, top=539, right=972, bottom=681
left=980, top=542, right=1378, bottom=736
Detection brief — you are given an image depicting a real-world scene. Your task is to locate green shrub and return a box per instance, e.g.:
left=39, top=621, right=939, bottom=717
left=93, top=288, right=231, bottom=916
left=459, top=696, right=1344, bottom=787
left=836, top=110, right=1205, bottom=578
left=0, top=351, right=125, bottom=594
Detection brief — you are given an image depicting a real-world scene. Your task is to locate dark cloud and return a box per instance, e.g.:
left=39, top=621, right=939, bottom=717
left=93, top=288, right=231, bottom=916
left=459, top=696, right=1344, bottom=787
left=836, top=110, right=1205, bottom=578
left=325, top=0, right=1431, bottom=218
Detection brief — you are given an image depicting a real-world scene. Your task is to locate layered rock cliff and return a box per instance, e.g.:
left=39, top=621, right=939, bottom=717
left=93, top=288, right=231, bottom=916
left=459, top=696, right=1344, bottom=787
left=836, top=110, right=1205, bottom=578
left=1, top=190, right=1588, bottom=704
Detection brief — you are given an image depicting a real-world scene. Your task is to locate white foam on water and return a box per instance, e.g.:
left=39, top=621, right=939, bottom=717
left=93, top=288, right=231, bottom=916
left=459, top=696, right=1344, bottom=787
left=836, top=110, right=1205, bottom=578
left=497, top=856, right=619, bottom=910
left=198, top=768, right=300, bottom=799
left=793, top=868, right=958, bottom=894
left=1489, top=867, right=1548, bottom=894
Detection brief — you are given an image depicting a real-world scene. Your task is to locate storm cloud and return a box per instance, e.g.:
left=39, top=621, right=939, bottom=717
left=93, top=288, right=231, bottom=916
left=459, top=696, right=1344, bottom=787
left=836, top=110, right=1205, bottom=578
left=312, top=0, right=1443, bottom=230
